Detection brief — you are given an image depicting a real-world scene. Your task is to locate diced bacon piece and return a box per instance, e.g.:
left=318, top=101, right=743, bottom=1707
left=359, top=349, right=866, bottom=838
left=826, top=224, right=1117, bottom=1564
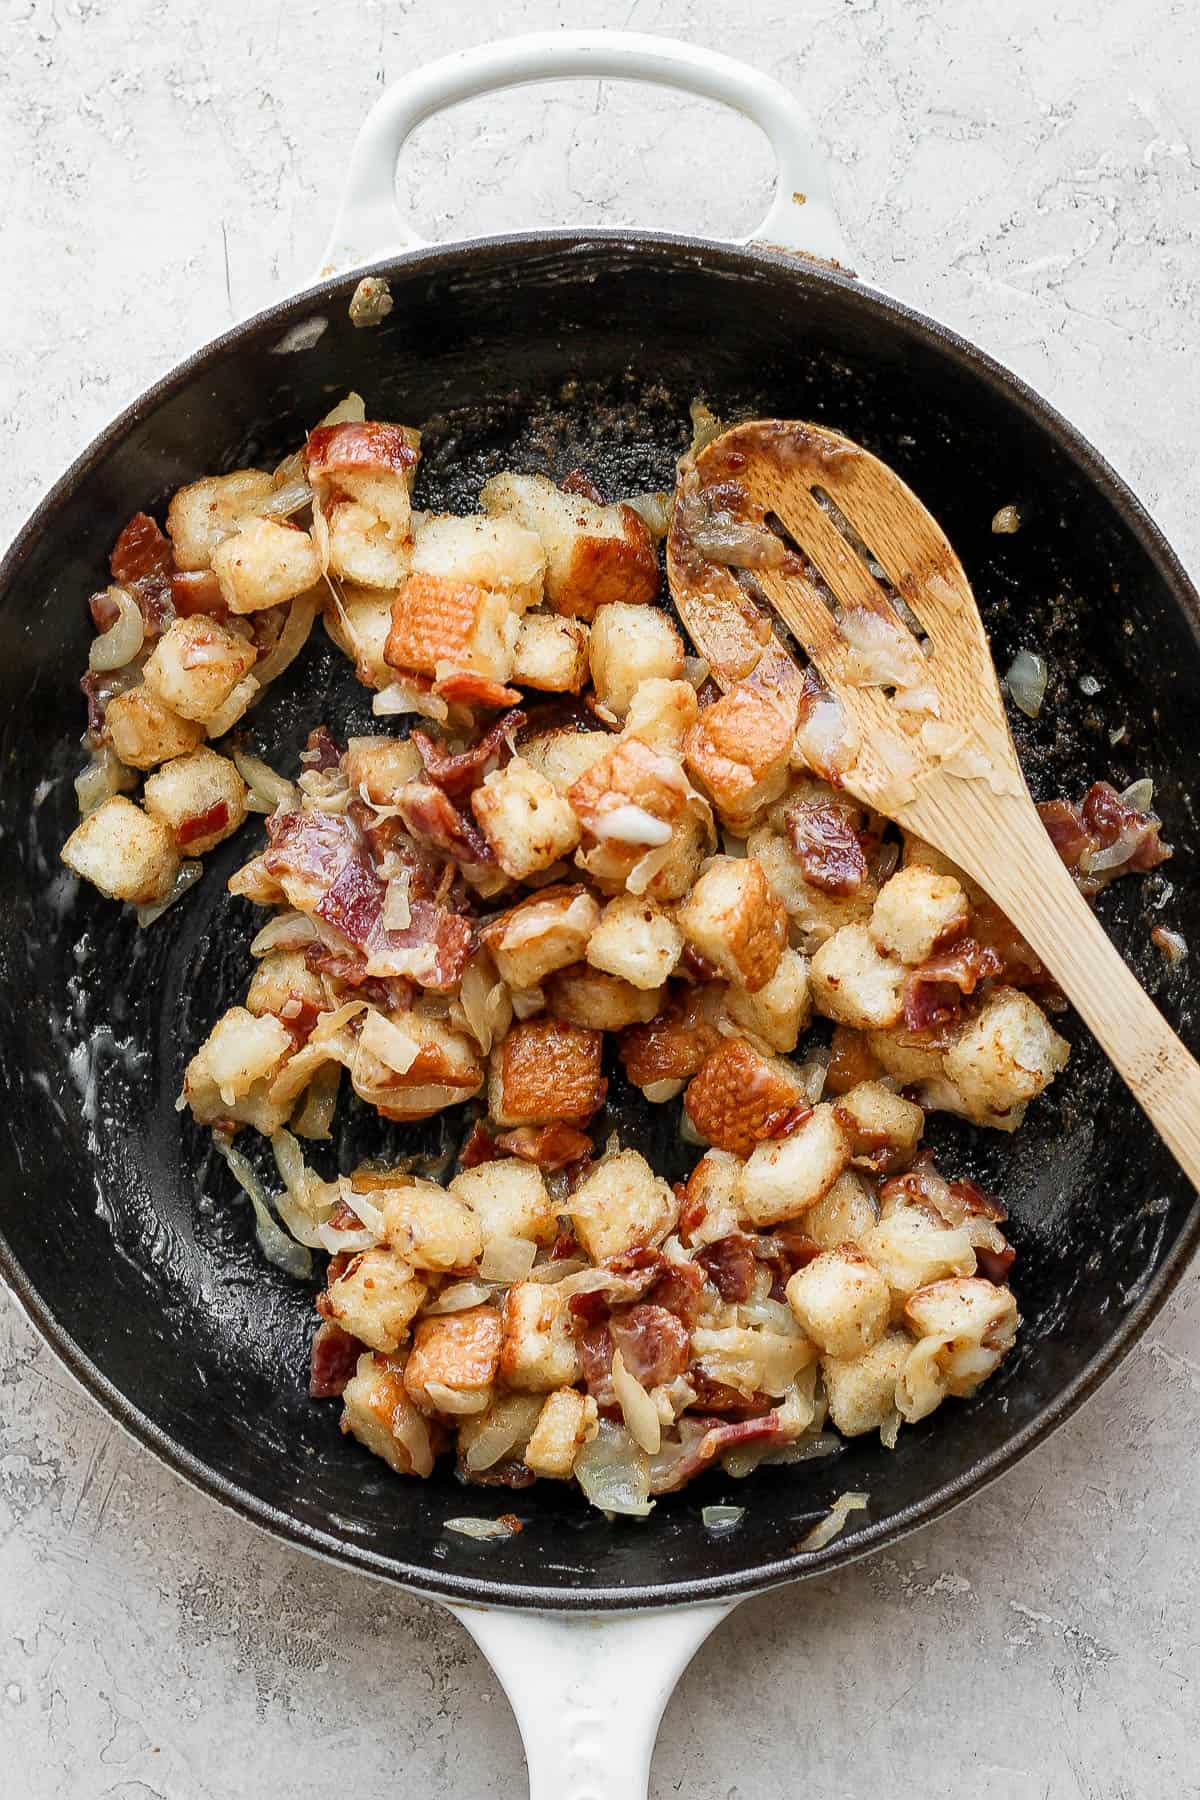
left=494, top=1124, right=594, bottom=1171
left=309, top=1321, right=364, bottom=1398
left=696, top=1233, right=757, bottom=1302
left=412, top=709, right=526, bottom=797
left=610, top=1304, right=689, bottom=1387
left=785, top=801, right=868, bottom=895
left=901, top=938, right=1003, bottom=1033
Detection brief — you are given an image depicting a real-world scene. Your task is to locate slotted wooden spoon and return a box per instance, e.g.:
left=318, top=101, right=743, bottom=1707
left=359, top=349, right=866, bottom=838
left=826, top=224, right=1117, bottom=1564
left=667, top=418, right=1200, bottom=1186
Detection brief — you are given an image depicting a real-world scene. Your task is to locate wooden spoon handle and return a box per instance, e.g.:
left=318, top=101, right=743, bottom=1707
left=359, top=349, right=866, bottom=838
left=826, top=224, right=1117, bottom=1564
left=912, top=780, right=1200, bottom=1189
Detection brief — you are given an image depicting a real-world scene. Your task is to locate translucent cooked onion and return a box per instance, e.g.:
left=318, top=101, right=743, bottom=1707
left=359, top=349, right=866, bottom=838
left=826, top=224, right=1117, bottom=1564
left=425, top=1383, right=491, bottom=1416
left=1121, top=777, right=1155, bottom=812
left=680, top=502, right=787, bottom=570
left=292, top=1063, right=342, bottom=1140
left=249, top=911, right=317, bottom=956
left=214, top=1135, right=313, bottom=1279
left=373, top=680, right=449, bottom=723
left=359, top=1007, right=420, bottom=1076
left=251, top=594, right=319, bottom=691
left=1152, top=925, right=1188, bottom=964
left=594, top=804, right=672, bottom=847
left=642, top=1078, right=684, bottom=1104
left=702, top=1505, right=745, bottom=1532
left=255, top=476, right=313, bottom=519
left=205, top=675, right=258, bottom=739
left=1005, top=649, right=1048, bottom=719
left=574, top=1420, right=654, bottom=1517
left=88, top=586, right=145, bottom=672
left=611, top=1350, right=662, bottom=1455
left=75, top=747, right=136, bottom=817
left=478, top=1235, right=537, bottom=1283
left=686, top=398, right=724, bottom=459
left=234, top=749, right=299, bottom=814
left=444, top=1516, right=515, bottom=1540
left=794, top=689, right=857, bottom=782
left=464, top=1396, right=543, bottom=1473
left=623, top=491, right=673, bottom=539
left=799, top=1490, right=868, bottom=1552
left=839, top=608, right=926, bottom=689
left=136, top=860, right=202, bottom=928
left=383, top=870, right=412, bottom=932
left=424, top=1281, right=495, bottom=1315
left=991, top=504, right=1022, bottom=534
left=455, top=951, right=511, bottom=1055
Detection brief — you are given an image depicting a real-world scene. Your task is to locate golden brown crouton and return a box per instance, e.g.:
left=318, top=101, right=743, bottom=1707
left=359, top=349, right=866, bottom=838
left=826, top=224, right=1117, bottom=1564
left=487, top=1017, right=606, bottom=1126
left=869, top=865, right=970, bottom=966
left=403, top=1307, right=503, bottom=1413
left=479, top=884, right=601, bottom=990
left=832, top=1081, right=926, bottom=1174
left=142, top=747, right=247, bottom=854
left=342, top=734, right=424, bottom=803
left=809, top=923, right=906, bottom=1029
left=340, top=1351, right=436, bottom=1476
left=585, top=893, right=683, bottom=990
left=683, top=1036, right=811, bottom=1156
left=104, top=685, right=204, bottom=770
left=319, top=1249, right=428, bottom=1353
left=735, top=1103, right=851, bottom=1226
left=211, top=517, right=321, bottom=614
left=471, top=756, right=581, bottom=880
left=568, top=1147, right=678, bottom=1262
left=499, top=1282, right=581, bottom=1390
left=683, top=675, right=798, bottom=827
left=166, top=469, right=276, bottom=571
left=142, top=616, right=258, bottom=723
left=512, top=611, right=591, bottom=692
left=589, top=602, right=685, bottom=716
left=676, top=855, right=787, bottom=992
left=481, top=471, right=659, bottom=618
left=725, top=947, right=811, bottom=1052
left=385, top=573, right=520, bottom=684
left=61, top=794, right=180, bottom=905
left=544, top=964, right=663, bottom=1031
left=618, top=985, right=726, bottom=1095
left=523, top=1388, right=599, bottom=1478
left=786, top=1245, right=891, bottom=1358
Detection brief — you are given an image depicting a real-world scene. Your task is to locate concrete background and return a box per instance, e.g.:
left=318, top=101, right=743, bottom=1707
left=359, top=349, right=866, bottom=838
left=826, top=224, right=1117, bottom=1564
left=3, top=1, right=1199, bottom=1794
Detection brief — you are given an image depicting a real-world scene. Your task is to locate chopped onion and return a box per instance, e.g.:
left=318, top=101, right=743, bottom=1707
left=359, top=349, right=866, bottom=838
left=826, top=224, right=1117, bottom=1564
left=464, top=1395, right=543, bottom=1472
left=677, top=499, right=787, bottom=570
left=349, top=278, right=394, bottom=329
left=292, top=1062, right=341, bottom=1140
left=444, top=1516, right=515, bottom=1541
left=594, top=805, right=672, bottom=847
left=256, top=476, right=313, bottom=520
left=643, top=1078, right=684, bottom=1104
left=359, top=1007, right=420, bottom=1076
left=991, top=504, right=1022, bottom=534
left=701, top=1504, right=745, bottom=1533
left=383, top=870, right=412, bottom=932
left=1121, top=777, right=1155, bottom=813
left=796, top=1047, right=830, bottom=1103
left=839, top=608, right=926, bottom=689
left=214, top=1134, right=313, bottom=1280
left=687, top=398, right=724, bottom=459
left=798, top=1490, right=868, bottom=1552
left=233, top=749, right=299, bottom=814
left=478, top=1235, right=537, bottom=1283
left=509, top=984, right=546, bottom=1021
left=424, top=1383, right=491, bottom=1416
left=683, top=655, right=710, bottom=688
left=1005, top=649, right=1048, bottom=720
left=205, top=675, right=259, bottom=739
left=574, top=1420, right=654, bottom=1518
left=75, top=747, right=136, bottom=817
left=250, top=911, right=317, bottom=956
left=424, top=1280, right=495, bottom=1315
left=611, top=1350, right=662, bottom=1455
left=251, top=594, right=319, bottom=692
left=624, top=491, right=673, bottom=539
left=794, top=688, right=857, bottom=783
left=320, top=391, right=367, bottom=428
left=373, top=680, right=449, bottom=723
left=880, top=1408, right=902, bottom=1450
left=1152, top=925, right=1188, bottom=965
left=136, top=859, right=202, bottom=928
left=88, top=586, right=145, bottom=672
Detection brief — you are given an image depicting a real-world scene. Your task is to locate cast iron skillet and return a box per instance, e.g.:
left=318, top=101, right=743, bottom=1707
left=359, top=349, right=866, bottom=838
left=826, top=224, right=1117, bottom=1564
left=2, top=33, right=1198, bottom=1796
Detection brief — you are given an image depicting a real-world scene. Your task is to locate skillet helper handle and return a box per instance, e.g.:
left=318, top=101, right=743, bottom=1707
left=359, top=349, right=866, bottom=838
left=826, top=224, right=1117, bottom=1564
left=320, top=31, right=846, bottom=276
left=447, top=1600, right=735, bottom=1800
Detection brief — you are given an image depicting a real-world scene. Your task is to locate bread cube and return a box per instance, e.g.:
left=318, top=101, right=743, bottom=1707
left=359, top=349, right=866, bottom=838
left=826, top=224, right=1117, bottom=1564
left=142, top=747, right=247, bottom=854
left=904, top=1277, right=1019, bottom=1397
left=352, top=1008, right=483, bottom=1121
left=869, top=865, right=970, bottom=966
left=942, top=987, right=1069, bottom=1125
left=61, top=794, right=179, bottom=904
left=619, top=986, right=726, bottom=1095
left=412, top=512, right=544, bottom=609
left=512, top=612, right=590, bottom=692
left=488, top=1017, right=605, bottom=1126
left=832, top=1080, right=925, bottom=1174
left=725, top=947, right=811, bottom=1052
left=589, top=602, right=684, bottom=717
left=803, top=1170, right=879, bottom=1251
left=677, top=855, right=787, bottom=992
left=546, top=964, right=663, bottom=1030
left=481, top=471, right=659, bottom=619
left=749, top=826, right=876, bottom=950
left=499, top=1282, right=581, bottom=1390
left=586, top=893, right=683, bottom=990
left=187, top=1005, right=292, bottom=1106
left=245, top=948, right=326, bottom=1019
left=211, top=517, right=321, bottom=614
left=865, top=1028, right=945, bottom=1087
left=104, top=685, right=204, bottom=770
left=810, top=924, right=905, bottom=1029
left=683, top=677, right=798, bottom=827
left=678, top=1148, right=742, bottom=1247
left=519, top=727, right=614, bottom=795
left=786, top=1246, right=890, bottom=1357
left=469, top=756, right=581, bottom=879
left=449, top=1159, right=557, bottom=1247
left=319, top=1249, right=428, bottom=1353
left=568, top=736, right=692, bottom=857
left=568, top=1147, right=678, bottom=1262
left=734, top=1103, right=850, bottom=1226
left=624, top=678, right=700, bottom=750
left=167, top=469, right=276, bottom=571
left=684, top=1037, right=810, bottom=1156
left=859, top=1212, right=976, bottom=1308
left=821, top=1329, right=911, bottom=1437
left=142, top=617, right=258, bottom=723
left=480, top=885, right=599, bottom=990
left=403, top=1306, right=502, bottom=1413
left=385, top=573, right=520, bottom=684
left=342, top=734, right=424, bottom=804
left=322, top=587, right=397, bottom=689
left=340, top=1351, right=436, bottom=1476
left=635, top=802, right=715, bottom=905
left=377, top=1179, right=485, bottom=1270
left=523, top=1388, right=599, bottom=1478
left=305, top=420, right=420, bottom=589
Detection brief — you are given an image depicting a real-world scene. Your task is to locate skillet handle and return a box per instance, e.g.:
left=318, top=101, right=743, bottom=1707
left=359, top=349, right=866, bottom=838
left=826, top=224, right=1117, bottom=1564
left=446, top=1598, right=735, bottom=1800
left=320, top=32, right=846, bottom=276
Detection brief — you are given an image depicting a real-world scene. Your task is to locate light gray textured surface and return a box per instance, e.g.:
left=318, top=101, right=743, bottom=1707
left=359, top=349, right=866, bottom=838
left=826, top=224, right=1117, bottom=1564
left=3, top=1, right=1200, bottom=1794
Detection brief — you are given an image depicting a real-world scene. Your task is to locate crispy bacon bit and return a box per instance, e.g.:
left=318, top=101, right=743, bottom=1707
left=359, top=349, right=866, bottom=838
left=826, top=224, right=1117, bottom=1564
left=688, top=1372, right=773, bottom=1418
left=610, top=1303, right=689, bottom=1387
left=786, top=802, right=868, bottom=895
left=650, top=1414, right=783, bottom=1493
left=302, top=724, right=343, bottom=771
left=304, top=420, right=419, bottom=478
left=901, top=938, right=1002, bottom=1033
left=396, top=782, right=496, bottom=865
left=305, top=943, right=370, bottom=984
left=177, top=800, right=230, bottom=846
left=309, top=1321, right=363, bottom=1398
left=946, top=1176, right=1008, bottom=1223
left=696, top=1234, right=756, bottom=1302
left=463, top=1457, right=538, bottom=1490
left=1082, top=781, right=1171, bottom=873
left=111, top=512, right=173, bottom=585
left=577, top=1323, right=616, bottom=1406
left=412, top=708, right=526, bottom=798
left=552, top=1230, right=581, bottom=1260
left=459, top=1120, right=501, bottom=1168
left=494, top=1123, right=594, bottom=1171
left=681, top=943, right=722, bottom=983
left=696, top=677, right=722, bottom=711
left=645, top=1258, right=707, bottom=1329
left=432, top=672, right=523, bottom=709
left=753, top=1101, right=814, bottom=1142
left=324, top=1251, right=354, bottom=1285
left=975, top=1243, right=1017, bottom=1283
left=316, top=852, right=390, bottom=948
left=89, top=590, right=120, bottom=632
left=1037, top=798, right=1091, bottom=870
left=172, top=570, right=225, bottom=618
left=560, top=468, right=604, bottom=504
left=276, top=996, right=322, bottom=1048
left=569, top=1291, right=610, bottom=1328
left=497, top=1511, right=524, bottom=1534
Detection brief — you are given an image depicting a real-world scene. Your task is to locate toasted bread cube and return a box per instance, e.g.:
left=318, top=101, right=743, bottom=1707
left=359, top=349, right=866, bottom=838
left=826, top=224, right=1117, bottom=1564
left=104, top=685, right=204, bottom=770
left=403, top=1306, right=502, bottom=1413
left=167, top=469, right=276, bottom=571
left=748, top=826, right=876, bottom=950
left=821, top=1330, right=912, bottom=1437
left=412, top=512, right=544, bottom=609
left=589, top=602, right=684, bottom=717
left=725, top=947, right=811, bottom=1052
left=624, top=678, right=699, bottom=750
left=352, top=1009, right=483, bottom=1121
left=211, top=516, right=321, bottom=614
left=342, top=734, right=424, bottom=804
left=385, top=573, right=520, bottom=684
left=481, top=885, right=600, bottom=990
left=786, top=1246, right=890, bottom=1357
left=377, top=1180, right=485, bottom=1270
left=684, top=677, right=797, bottom=828
left=61, top=794, right=180, bottom=905
left=636, top=803, right=715, bottom=904
left=520, top=727, right=614, bottom=795
left=481, top=471, right=659, bottom=619
left=803, top=1170, right=879, bottom=1251
left=322, top=587, right=397, bottom=689
left=586, top=893, right=683, bottom=990
left=524, top=1388, right=599, bottom=1478
left=678, top=1148, right=742, bottom=1246
left=677, top=855, right=787, bottom=993
left=943, top=987, right=1069, bottom=1124
left=142, top=617, right=258, bottom=723
left=832, top=1081, right=925, bottom=1174
left=869, top=865, right=970, bottom=966
left=904, top=1278, right=1019, bottom=1397
left=320, top=1250, right=428, bottom=1354
left=810, top=923, right=905, bottom=1029
left=340, top=1351, right=436, bottom=1476
left=865, top=1028, right=945, bottom=1087
left=512, top=612, right=590, bottom=692
left=859, top=1212, right=976, bottom=1308
left=734, top=1103, right=850, bottom=1226
left=449, top=1159, right=557, bottom=1247
left=499, top=1282, right=580, bottom=1391
left=245, top=948, right=326, bottom=1019
left=305, top=421, right=419, bottom=588
left=568, top=1148, right=678, bottom=1262
left=488, top=1017, right=605, bottom=1126
left=470, top=756, right=581, bottom=880
left=142, top=747, right=247, bottom=853
left=619, top=986, right=726, bottom=1095
left=568, top=736, right=692, bottom=859
left=189, top=1005, right=292, bottom=1105
left=546, top=964, right=663, bottom=1030
left=684, top=1037, right=810, bottom=1156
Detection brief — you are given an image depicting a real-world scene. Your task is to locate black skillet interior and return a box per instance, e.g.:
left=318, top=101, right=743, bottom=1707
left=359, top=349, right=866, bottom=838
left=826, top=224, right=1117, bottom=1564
left=2, top=236, right=1199, bottom=1608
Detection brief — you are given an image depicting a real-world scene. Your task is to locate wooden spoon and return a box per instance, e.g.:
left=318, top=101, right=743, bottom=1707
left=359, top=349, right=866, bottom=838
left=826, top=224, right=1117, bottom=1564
left=667, top=418, right=1200, bottom=1186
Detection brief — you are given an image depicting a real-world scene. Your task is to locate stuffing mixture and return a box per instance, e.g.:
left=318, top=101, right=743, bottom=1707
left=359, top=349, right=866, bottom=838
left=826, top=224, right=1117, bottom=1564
left=60, top=394, right=1170, bottom=1515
